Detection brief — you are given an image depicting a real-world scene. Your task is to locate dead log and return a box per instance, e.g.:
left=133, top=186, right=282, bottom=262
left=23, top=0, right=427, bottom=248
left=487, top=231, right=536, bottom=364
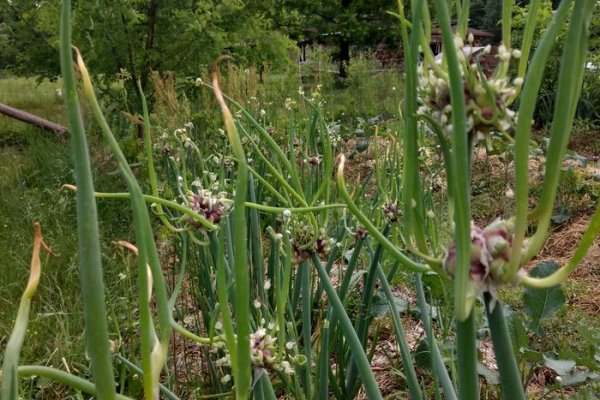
left=0, top=102, right=68, bottom=139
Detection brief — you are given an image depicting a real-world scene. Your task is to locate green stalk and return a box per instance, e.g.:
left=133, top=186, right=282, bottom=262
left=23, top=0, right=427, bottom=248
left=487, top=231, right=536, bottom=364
left=317, top=317, right=331, bottom=400
left=516, top=0, right=542, bottom=79
left=212, top=231, right=239, bottom=391
left=525, top=0, right=595, bottom=262
left=457, top=0, right=470, bottom=38
left=507, top=0, right=575, bottom=279
left=336, top=155, right=430, bottom=274
left=300, top=260, right=313, bottom=398
left=501, top=0, right=514, bottom=47
left=432, top=0, right=473, bottom=322
left=309, top=253, right=383, bottom=400
left=378, top=265, right=423, bottom=400
left=76, top=53, right=171, bottom=399
left=115, top=355, right=181, bottom=400
left=59, top=2, right=116, bottom=398
left=402, top=0, right=429, bottom=253
left=138, top=81, right=181, bottom=232
left=483, top=294, right=525, bottom=400
left=2, top=224, right=46, bottom=399
left=455, top=312, right=479, bottom=400
left=523, top=200, right=600, bottom=288
left=346, top=229, right=390, bottom=397
left=248, top=175, right=265, bottom=302
left=212, top=58, right=251, bottom=399
left=415, top=274, right=457, bottom=400
left=15, top=366, right=132, bottom=400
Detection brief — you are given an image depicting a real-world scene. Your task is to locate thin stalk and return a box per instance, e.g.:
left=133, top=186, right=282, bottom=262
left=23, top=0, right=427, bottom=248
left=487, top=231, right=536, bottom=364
left=212, top=231, right=239, bottom=390
left=432, top=0, right=473, bottom=322
left=501, top=0, right=515, bottom=47
left=456, top=0, right=470, bottom=38
left=483, top=294, right=525, bottom=400
left=309, top=253, right=383, bottom=400
left=415, top=274, right=457, bottom=400
left=115, top=355, right=181, bottom=400
left=1, top=224, right=50, bottom=399
left=15, top=366, right=132, bottom=400
left=516, top=0, right=542, bottom=79
left=378, top=266, right=423, bottom=400
left=522, top=200, right=600, bottom=288
left=300, top=260, right=313, bottom=398
left=525, top=0, right=595, bottom=262
left=346, top=229, right=390, bottom=397
left=59, top=3, right=116, bottom=398
left=212, top=58, right=251, bottom=399
left=248, top=175, right=265, bottom=301
left=336, top=155, right=430, bottom=274
left=138, top=81, right=180, bottom=232
left=506, top=0, right=575, bottom=279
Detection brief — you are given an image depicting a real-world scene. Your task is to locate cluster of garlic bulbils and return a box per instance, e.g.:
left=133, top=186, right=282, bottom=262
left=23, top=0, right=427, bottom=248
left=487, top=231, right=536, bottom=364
left=443, top=219, right=518, bottom=300
left=417, top=34, right=523, bottom=139
left=187, top=189, right=229, bottom=226
left=212, top=324, right=295, bottom=385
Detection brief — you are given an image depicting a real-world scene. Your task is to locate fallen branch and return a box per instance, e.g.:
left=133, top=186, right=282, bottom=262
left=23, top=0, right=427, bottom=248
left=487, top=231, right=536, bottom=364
left=0, top=102, right=68, bottom=138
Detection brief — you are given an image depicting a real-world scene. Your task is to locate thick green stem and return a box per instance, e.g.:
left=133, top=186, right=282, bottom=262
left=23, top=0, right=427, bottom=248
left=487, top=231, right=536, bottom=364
left=483, top=293, right=525, bottom=400
left=432, top=0, right=472, bottom=322
left=59, top=2, right=116, bottom=398
left=456, top=312, right=479, bottom=400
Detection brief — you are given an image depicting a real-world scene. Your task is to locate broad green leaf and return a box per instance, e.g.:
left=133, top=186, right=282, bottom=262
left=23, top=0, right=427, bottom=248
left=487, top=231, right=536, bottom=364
left=543, top=355, right=600, bottom=387
left=506, top=312, right=529, bottom=354
left=369, top=291, right=409, bottom=318
left=477, top=362, right=500, bottom=385
left=523, top=261, right=566, bottom=338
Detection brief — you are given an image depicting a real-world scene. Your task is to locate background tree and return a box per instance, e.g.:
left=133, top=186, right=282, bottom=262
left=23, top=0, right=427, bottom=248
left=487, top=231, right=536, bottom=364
left=0, top=0, right=295, bottom=103
left=277, top=0, right=401, bottom=77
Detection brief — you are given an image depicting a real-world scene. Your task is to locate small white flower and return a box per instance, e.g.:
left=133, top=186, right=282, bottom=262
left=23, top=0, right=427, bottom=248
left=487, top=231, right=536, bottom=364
left=253, top=299, right=261, bottom=309
left=513, top=77, right=524, bottom=86
left=505, top=187, right=514, bottom=199
left=264, top=279, right=271, bottom=291
left=512, top=49, right=522, bottom=59
left=280, top=360, right=294, bottom=374
left=285, top=341, right=296, bottom=350
left=467, top=32, right=475, bottom=44
left=220, top=374, right=231, bottom=384
left=282, top=209, right=292, bottom=220
left=215, top=321, right=223, bottom=331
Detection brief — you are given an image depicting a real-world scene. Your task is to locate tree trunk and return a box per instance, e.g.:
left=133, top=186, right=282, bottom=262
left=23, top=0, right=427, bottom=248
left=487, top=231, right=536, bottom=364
left=0, top=103, right=68, bottom=138
left=339, top=39, right=350, bottom=78
left=339, top=0, right=352, bottom=78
